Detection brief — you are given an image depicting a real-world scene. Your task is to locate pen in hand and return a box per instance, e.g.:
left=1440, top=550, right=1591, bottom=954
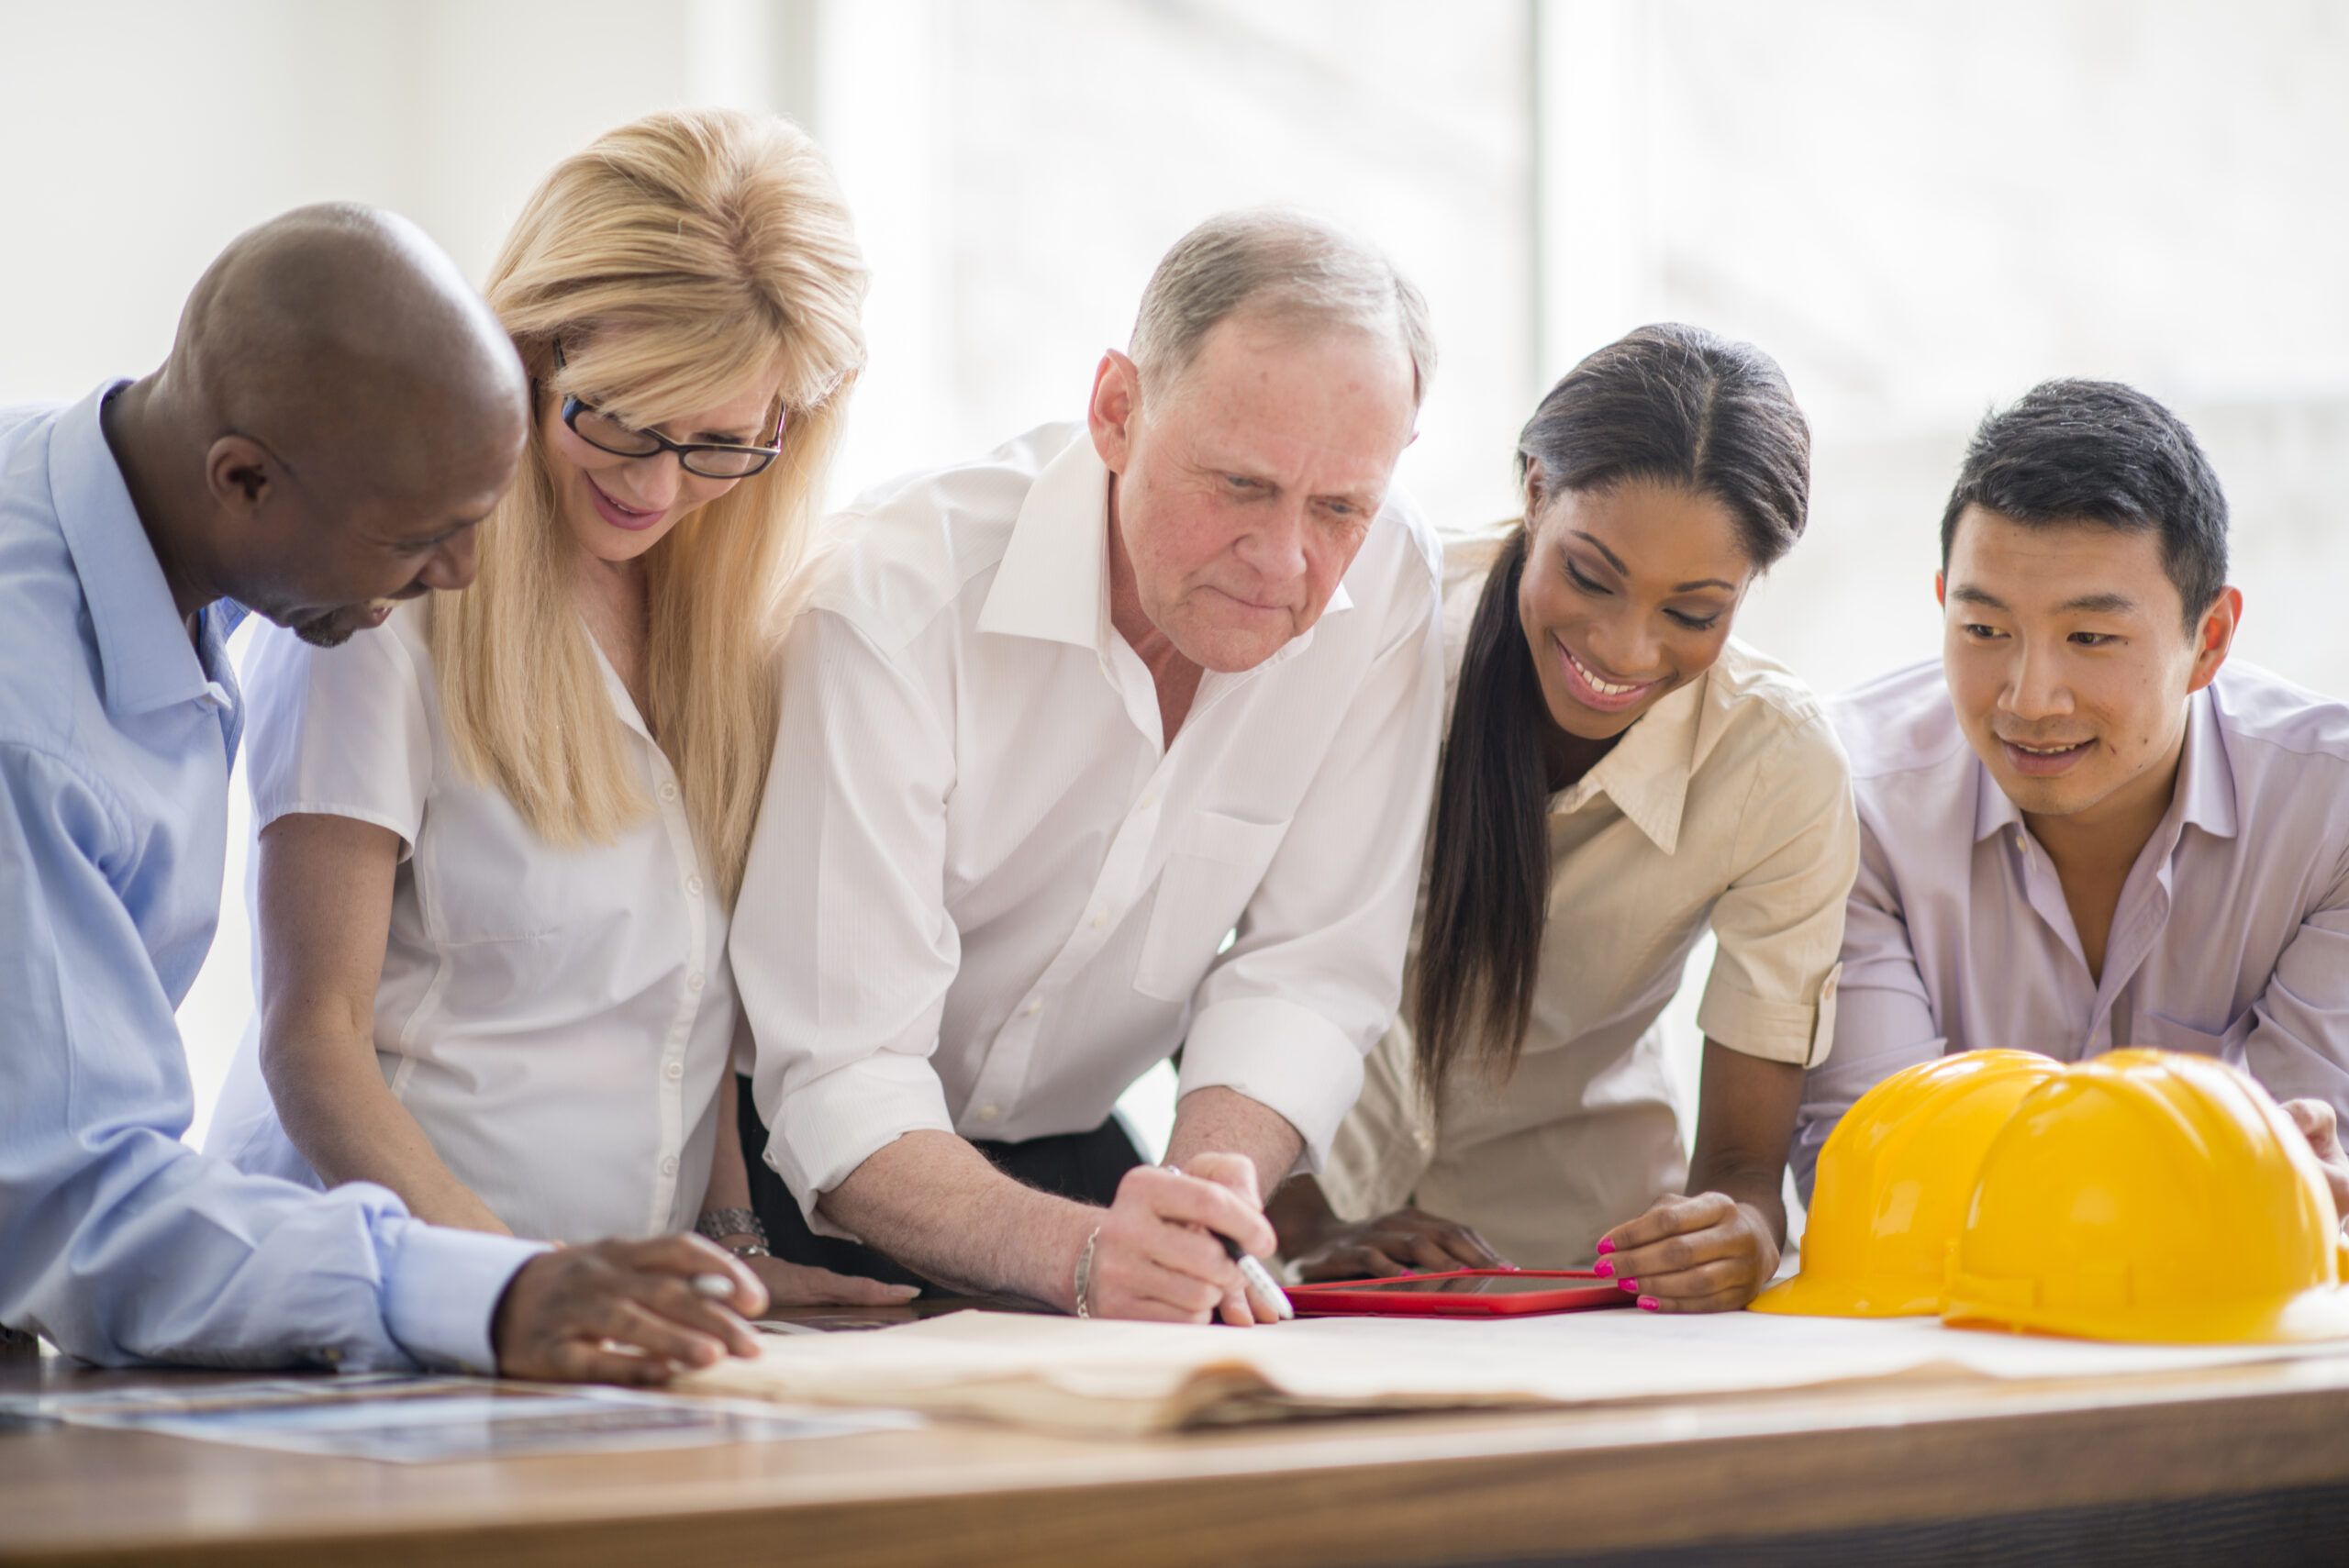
left=1218, top=1231, right=1295, bottom=1321
left=1158, top=1159, right=1295, bottom=1321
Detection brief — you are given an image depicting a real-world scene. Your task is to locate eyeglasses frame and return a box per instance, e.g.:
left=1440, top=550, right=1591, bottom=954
left=550, top=339, right=785, bottom=480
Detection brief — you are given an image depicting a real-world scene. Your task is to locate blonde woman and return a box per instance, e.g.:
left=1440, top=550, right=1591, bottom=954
left=206, top=109, right=912, bottom=1306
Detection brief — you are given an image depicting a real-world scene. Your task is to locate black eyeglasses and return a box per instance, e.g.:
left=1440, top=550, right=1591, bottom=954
left=551, top=340, right=785, bottom=479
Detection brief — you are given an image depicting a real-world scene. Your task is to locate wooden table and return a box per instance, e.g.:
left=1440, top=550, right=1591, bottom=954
left=8, top=1307, right=2349, bottom=1568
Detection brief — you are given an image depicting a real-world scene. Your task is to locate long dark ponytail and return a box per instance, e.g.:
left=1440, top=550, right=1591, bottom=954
left=1412, top=324, right=1811, bottom=1087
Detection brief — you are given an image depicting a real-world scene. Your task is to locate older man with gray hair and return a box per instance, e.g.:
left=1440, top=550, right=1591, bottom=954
left=728, top=209, right=1443, bottom=1322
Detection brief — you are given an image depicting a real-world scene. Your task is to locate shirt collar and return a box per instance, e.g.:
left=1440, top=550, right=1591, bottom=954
left=584, top=625, right=660, bottom=748
left=1551, top=665, right=1704, bottom=855
left=51, top=381, right=219, bottom=718
left=1968, top=685, right=2237, bottom=844
left=975, top=428, right=1356, bottom=657
left=2172, top=684, right=2238, bottom=840
left=1971, top=751, right=2023, bottom=843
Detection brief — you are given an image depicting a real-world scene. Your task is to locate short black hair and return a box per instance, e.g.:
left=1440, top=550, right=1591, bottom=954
left=1939, top=379, right=2228, bottom=630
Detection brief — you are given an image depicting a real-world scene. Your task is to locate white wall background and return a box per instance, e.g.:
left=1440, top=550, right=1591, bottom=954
left=5, top=1, right=2343, bottom=1165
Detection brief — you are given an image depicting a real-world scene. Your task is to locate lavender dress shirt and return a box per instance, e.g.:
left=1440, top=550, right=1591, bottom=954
left=1793, top=657, right=2349, bottom=1197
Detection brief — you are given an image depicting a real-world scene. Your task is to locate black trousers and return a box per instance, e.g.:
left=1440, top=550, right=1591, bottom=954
left=734, top=1073, right=1143, bottom=1294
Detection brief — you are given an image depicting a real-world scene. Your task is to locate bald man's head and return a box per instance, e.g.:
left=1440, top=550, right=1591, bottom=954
left=134, top=204, right=526, bottom=646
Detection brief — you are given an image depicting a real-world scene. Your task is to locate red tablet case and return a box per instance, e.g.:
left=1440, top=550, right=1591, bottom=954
left=1286, top=1269, right=1636, bottom=1318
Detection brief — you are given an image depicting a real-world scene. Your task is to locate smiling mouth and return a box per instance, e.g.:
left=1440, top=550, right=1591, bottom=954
left=1570, top=651, right=1641, bottom=695
left=586, top=474, right=665, bottom=531
left=1557, top=640, right=1660, bottom=709
left=1998, top=735, right=2095, bottom=774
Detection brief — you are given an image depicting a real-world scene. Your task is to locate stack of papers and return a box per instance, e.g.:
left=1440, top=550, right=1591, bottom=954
left=678, top=1307, right=2349, bottom=1436
left=0, top=1373, right=917, bottom=1462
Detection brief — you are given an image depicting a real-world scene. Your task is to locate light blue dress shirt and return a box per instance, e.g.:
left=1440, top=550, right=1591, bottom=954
left=0, top=383, right=541, bottom=1371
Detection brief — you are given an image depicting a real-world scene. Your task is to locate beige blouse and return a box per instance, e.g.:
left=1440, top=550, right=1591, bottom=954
left=1319, top=540, right=1858, bottom=1269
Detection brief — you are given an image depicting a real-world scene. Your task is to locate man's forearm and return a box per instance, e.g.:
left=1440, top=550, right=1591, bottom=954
left=1163, top=1085, right=1304, bottom=1199
left=815, top=1130, right=1097, bottom=1308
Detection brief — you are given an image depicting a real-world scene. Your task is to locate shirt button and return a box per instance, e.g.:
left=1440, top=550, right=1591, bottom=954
left=687, top=972, right=707, bottom=992
left=1022, top=1000, right=1041, bottom=1017
left=686, top=874, right=705, bottom=897
left=1091, top=911, right=1108, bottom=929
left=1412, top=1129, right=1434, bottom=1151
left=661, top=1155, right=679, bottom=1177
left=659, top=780, right=680, bottom=802
left=1137, top=792, right=1157, bottom=811
left=664, top=1060, right=685, bottom=1081
left=976, top=1104, right=1001, bottom=1122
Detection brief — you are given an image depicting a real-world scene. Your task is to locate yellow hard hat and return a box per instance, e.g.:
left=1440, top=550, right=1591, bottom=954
left=1752, top=1050, right=2061, bottom=1318
left=1943, top=1050, right=2349, bottom=1344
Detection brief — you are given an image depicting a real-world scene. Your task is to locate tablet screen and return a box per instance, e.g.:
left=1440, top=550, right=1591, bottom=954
left=1325, top=1273, right=1600, bottom=1296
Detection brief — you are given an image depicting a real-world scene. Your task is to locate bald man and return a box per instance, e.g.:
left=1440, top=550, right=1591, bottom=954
left=0, top=205, right=770, bottom=1380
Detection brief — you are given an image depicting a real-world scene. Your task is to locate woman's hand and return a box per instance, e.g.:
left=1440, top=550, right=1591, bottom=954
left=1290, top=1207, right=1510, bottom=1281
left=696, top=1074, right=914, bottom=1309
left=2284, top=1099, right=2349, bottom=1218
left=1267, top=1174, right=1508, bottom=1280
left=1595, top=1191, right=1778, bottom=1312
left=741, top=1254, right=919, bottom=1308
left=1599, top=1039, right=1801, bottom=1313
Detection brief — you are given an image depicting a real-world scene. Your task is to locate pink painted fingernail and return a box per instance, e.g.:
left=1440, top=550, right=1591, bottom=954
left=1618, top=1278, right=1637, bottom=1293
left=1638, top=1296, right=1659, bottom=1311
left=1592, top=1259, right=1614, bottom=1278
left=1596, top=1238, right=1616, bottom=1256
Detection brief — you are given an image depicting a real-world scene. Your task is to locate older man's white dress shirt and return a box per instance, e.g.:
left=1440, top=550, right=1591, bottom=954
left=730, top=422, right=1444, bottom=1226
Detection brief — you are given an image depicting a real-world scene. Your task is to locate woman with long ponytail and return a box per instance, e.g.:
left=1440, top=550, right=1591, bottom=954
left=1269, top=324, right=1857, bottom=1311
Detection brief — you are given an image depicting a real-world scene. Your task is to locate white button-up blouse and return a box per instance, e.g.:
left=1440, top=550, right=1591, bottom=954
left=205, top=601, right=736, bottom=1244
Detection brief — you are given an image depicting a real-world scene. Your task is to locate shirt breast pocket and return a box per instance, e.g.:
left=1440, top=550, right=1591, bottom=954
left=2132, top=1006, right=2256, bottom=1065
left=1133, top=810, right=1291, bottom=1003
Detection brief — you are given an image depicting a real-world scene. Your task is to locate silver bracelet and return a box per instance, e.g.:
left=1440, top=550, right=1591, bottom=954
left=696, top=1207, right=767, bottom=1246
left=1073, top=1225, right=1102, bottom=1318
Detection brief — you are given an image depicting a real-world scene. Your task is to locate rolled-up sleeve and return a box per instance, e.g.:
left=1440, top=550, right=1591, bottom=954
left=1177, top=557, right=1446, bottom=1171
left=1696, top=716, right=1859, bottom=1068
left=1789, top=814, right=1949, bottom=1199
left=732, top=611, right=960, bottom=1220
left=0, top=743, right=540, bottom=1371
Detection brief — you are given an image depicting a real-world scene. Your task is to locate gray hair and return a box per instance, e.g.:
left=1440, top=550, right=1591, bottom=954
left=1129, top=208, right=1435, bottom=408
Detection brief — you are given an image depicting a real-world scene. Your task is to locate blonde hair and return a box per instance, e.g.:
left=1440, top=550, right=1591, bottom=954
left=430, top=107, right=865, bottom=905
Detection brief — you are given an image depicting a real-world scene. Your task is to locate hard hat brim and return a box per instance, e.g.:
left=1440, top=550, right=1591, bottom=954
left=1943, top=1284, right=2349, bottom=1345
left=1749, top=1272, right=1942, bottom=1319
